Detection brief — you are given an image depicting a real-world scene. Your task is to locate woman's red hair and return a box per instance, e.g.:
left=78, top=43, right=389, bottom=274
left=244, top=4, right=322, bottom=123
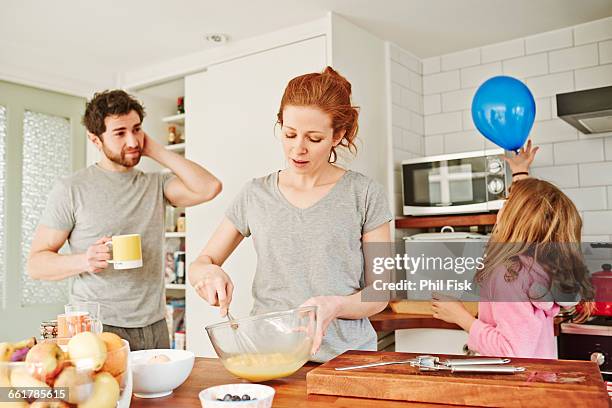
left=277, top=66, right=359, bottom=162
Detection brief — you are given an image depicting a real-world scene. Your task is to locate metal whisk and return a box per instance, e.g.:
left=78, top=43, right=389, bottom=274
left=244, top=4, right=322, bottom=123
left=226, top=309, right=258, bottom=354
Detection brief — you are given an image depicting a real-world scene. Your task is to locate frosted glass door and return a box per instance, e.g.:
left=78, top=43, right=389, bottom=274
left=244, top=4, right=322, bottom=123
left=0, top=80, right=85, bottom=341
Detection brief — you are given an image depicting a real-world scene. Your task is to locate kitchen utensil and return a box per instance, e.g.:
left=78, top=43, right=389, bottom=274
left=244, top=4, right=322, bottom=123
left=335, top=355, right=523, bottom=374
left=409, top=355, right=524, bottom=374
left=206, top=306, right=317, bottom=382
left=226, top=309, right=258, bottom=355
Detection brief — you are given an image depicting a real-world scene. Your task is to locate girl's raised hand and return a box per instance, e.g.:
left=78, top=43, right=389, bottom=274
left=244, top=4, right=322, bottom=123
left=503, top=139, right=539, bottom=174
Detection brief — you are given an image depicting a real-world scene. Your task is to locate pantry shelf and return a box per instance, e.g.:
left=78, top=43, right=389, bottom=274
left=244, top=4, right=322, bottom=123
left=165, top=143, right=185, bottom=152
left=161, top=113, right=185, bottom=125
left=395, top=213, right=497, bottom=229
left=165, top=283, right=186, bottom=290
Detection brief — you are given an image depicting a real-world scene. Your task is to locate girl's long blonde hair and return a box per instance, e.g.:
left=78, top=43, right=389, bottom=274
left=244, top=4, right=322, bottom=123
left=477, top=178, right=594, bottom=319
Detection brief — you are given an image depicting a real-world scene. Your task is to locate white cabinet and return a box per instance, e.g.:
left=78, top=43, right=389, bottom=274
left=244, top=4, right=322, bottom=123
left=185, top=36, right=327, bottom=356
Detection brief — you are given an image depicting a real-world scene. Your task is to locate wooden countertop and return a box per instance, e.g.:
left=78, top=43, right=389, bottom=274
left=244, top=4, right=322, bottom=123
left=369, top=308, right=461, bottom=331
left=130, top=357, right=455, bottom=407
left=369, top=309, right=568, bottom=336
left=395, top=213, right=497, bottom=229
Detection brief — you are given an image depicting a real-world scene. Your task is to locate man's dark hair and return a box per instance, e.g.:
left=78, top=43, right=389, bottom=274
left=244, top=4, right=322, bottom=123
left=82, top=90, right=146, bottom=137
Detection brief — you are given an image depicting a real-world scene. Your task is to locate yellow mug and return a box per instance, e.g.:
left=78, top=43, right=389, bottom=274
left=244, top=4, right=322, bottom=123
left=105, top=234, right=143, bottom=269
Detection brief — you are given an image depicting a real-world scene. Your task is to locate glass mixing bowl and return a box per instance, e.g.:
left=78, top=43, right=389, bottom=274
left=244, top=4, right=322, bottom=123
left=206, top=306, right=317, bottom=382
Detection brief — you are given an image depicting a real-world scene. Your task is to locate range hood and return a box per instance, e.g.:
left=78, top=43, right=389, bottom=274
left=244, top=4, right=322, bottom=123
left=556, top=86, right=612, bottom=134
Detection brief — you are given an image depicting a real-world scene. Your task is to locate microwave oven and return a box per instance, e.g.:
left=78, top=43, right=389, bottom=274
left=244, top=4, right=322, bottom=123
left=402, top=149, right=510, bottom=216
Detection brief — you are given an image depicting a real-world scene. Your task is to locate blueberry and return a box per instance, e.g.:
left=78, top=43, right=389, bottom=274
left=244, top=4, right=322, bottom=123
left=241, top=394, right=251, bottom=400
left=223, top=394, right=233, bottom=401
left=232, top=395, right=241, bottom=401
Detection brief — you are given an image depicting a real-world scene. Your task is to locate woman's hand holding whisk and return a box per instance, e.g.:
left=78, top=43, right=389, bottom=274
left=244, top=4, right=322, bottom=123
left=190, top=262, right=234, bottom=317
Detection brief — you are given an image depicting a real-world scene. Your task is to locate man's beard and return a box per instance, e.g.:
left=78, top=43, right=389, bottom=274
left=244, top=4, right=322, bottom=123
left=101, top=143, right=141, bottom=167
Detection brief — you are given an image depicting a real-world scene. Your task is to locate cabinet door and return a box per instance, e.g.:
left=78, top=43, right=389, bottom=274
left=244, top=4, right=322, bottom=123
left=185, top=36, right=326, bottom=356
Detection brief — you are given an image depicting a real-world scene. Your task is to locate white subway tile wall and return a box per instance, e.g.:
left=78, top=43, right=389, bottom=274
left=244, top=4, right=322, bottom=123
left=423, top=70, right=460, bottom=95
left=441, top=48, right=481, bottom=71
left=424, top=135, right=444, bottom=156
left=582, top=211, right=612, bottom=235
left=562, top=187, right=608, bottom=211
left=503, top=53, right=549, bottom=79
left=461, top=62, right=502, bottom=88
left=525, top=71, right=574, bottom=98
left=600, top=40, right=612, bottom=64
left=574, top=64, right=612, bottom=90
left=548, top=44, right=598, bottom=73
left=390, top=45, right=425, bottom=214
left=425, top=111, right=462, bottom=135
left=525, top=28, right=573, bottom=54
left=579, top=162, right=612, bottom=186
left=574, top=17, right=612, bottom=45
left=389, top=17, right=612, bottom=234
left=606, top=136, right=612, bottom=160
left=422, top=56, right=441, bottom=74
left=423, top=94, right=441, bottom=115
left=531, top=143, right=554, bottom=167
left=481, top=39, right=524, bottom=63
left=553, top=139, right=604, bottom=165
left=531, top=165, right=580, bottom=188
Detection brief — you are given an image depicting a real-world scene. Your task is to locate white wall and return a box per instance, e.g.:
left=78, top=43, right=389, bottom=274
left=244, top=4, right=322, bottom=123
left=389, top=16, right=612, bottom=240
left=328, top=13, right=391, bottom=204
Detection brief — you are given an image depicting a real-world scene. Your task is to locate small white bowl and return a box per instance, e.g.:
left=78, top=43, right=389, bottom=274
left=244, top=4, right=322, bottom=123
left=131, top=349, right=195, bottom=398
left=199, top=384, right=275, bottom=407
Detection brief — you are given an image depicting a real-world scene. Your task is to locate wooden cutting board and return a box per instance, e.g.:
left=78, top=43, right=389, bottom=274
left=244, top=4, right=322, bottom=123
left=306, top=350, right=609, bottom=407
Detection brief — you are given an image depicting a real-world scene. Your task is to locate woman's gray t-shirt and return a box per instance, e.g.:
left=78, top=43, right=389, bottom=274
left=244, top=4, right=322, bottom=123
left=226, top=170, right=392, bottom=362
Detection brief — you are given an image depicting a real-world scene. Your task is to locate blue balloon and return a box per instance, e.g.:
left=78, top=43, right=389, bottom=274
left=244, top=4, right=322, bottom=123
left=471, top=76, right=536, bottom=152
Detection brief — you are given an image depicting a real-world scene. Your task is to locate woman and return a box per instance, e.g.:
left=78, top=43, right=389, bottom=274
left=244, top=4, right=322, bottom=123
left=188, top=66, right=392, bottom=362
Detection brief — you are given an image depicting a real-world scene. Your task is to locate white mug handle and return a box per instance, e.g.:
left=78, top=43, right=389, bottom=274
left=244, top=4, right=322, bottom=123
left=104, top=241, right=115, bottom=264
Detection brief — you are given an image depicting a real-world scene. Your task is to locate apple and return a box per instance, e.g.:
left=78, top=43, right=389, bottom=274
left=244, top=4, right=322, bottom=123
left=98, top=332, right=127, bottom=376
left=77, top=372, right=120, bottom=408
left=9, top=366, right=50, bottom=389
left=24, top=343, right=65, bottom=383
left=30, top=401, right=70, bottom=408
left=53, top=366, right=94, bottom=404
left=68, top=332, right=107, bottom=371
left=0, top=342, right=15, bottom=362
left=113, top=370, right=126, bottom=388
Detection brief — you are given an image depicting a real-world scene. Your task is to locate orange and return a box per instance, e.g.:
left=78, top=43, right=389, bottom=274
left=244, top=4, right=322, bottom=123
left=98, top=332, right=127, bottom=376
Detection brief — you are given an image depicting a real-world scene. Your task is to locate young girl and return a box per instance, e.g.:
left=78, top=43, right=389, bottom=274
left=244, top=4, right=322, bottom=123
left=188, top=67, right=392, bottom=362
left=432, top=142, right=593, bottom=359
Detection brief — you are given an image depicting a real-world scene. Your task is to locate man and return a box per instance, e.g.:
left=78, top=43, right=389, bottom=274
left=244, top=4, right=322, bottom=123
left=27, top=90, right=222, bottom=350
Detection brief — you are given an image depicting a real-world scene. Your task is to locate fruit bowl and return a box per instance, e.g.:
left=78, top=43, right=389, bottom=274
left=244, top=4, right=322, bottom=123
left=205, top=306, right=317, bottom=382
left=0, top=333, right=131, bottom=407
left=130, top=348, right=194, bottom=398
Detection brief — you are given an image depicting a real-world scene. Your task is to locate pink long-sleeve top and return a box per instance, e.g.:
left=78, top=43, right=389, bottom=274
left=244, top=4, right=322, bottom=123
left=467, top=256, right=560, bottom=359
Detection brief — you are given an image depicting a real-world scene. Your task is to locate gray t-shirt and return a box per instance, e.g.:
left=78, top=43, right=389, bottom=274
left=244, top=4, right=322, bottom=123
left=226, top=170, right=392, bottom=362
left=40, top=164, right=173, bottom=328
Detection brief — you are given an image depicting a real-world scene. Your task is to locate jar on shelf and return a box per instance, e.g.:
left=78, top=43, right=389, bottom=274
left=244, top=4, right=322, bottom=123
left=165, top=206, right=176, bottom=232
left=167, top=125, right=183, bottom=145
left=176, top=212, right=186, bottom=233
left=177, top=96, right=185, bottom=114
